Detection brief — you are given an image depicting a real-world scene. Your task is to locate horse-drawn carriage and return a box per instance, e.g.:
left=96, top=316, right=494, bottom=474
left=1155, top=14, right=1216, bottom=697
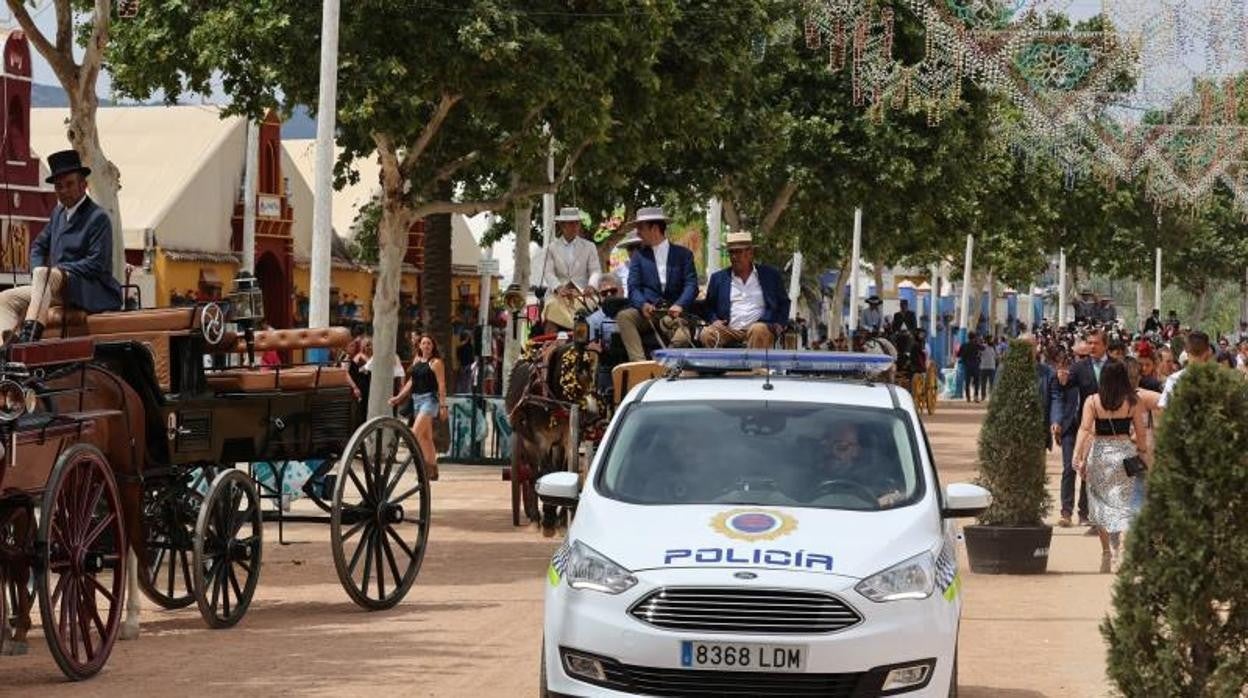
left=885, top=329, right=938, bottom=416
left=0, top=282, right=429, bottom=680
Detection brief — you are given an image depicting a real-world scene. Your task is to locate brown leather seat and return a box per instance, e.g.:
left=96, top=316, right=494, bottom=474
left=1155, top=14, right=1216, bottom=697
left=86, top=307, right=196, bottom=335
left=205, top=365, right=352, bottom=392
left=44, top=306, right=196, bottom=339
left=46, top=306, right=89, bottom=329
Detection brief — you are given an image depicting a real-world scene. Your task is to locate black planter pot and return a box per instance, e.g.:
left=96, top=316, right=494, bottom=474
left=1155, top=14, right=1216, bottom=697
left=963, top=525, right=1052, bottom=575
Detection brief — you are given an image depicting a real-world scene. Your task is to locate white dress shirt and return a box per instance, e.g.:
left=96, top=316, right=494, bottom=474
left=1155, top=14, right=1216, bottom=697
left=729, top=267, right=765, bottom=330
left=1158, top=368, right=1183, bottom=409
left=64, top=194, right=87, bottom=223
left=653, top=239, right=670, bottom=289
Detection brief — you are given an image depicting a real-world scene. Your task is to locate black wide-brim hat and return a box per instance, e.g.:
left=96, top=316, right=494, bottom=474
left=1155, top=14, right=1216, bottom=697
left=45, top=149, right=91, bottom=183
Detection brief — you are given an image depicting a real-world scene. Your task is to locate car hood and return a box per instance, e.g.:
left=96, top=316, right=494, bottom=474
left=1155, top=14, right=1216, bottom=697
left=573, top=497, right=940, bottom=581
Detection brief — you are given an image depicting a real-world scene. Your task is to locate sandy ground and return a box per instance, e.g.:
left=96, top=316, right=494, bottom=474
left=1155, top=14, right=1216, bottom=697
left=5, top=400, right=1115, bottom=697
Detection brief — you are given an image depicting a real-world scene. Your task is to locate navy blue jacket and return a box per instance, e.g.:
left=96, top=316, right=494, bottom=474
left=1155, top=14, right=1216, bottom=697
left=627, top=241, right=698, bottom=311
left=32, top=196, right=122, bottom=313
left=1048, top=368, right=1083, bottom=437
left=703, top=264, right=790, bottom=327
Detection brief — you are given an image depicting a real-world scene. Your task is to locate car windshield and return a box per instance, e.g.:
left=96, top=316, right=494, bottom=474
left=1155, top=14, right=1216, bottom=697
left=596, top=401, right=925, bottom=511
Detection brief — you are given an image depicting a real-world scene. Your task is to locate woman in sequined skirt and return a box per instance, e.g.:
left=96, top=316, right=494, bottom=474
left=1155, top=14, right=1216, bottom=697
left=1073, top=360, right=1150, bottom=573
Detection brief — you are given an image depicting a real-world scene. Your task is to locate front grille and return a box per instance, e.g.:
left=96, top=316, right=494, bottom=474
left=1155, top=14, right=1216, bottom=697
left=629, top=587, right=862, bottom=634
left=582, top=655, right=863, bottom=697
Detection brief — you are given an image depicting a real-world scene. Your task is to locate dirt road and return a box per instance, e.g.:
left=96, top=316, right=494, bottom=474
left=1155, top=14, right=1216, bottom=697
left=6, top=401, right=1114, bottom=697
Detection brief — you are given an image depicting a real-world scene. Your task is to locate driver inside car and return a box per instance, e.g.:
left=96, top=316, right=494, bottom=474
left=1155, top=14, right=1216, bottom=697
left=788, top=422, right=905, bottom=508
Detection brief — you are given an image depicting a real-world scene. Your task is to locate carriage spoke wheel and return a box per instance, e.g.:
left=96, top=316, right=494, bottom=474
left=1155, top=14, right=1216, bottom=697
left=193, top=470, right=262, bottom=629
left=332, top=417, right=430, bottom=611
left=36, top=445, right=127, bottom=681
left=138, top=466, right=213, bottom=609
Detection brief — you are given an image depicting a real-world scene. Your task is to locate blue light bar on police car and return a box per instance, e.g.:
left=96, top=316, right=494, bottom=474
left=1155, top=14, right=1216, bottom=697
left=652, top=349, right=894, bottom=374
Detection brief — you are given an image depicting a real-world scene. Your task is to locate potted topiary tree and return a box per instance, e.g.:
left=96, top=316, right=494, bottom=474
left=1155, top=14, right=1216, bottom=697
left=1103, top=362, right=1248, bottom=695
left=963, top=338, right=1052, bottom=574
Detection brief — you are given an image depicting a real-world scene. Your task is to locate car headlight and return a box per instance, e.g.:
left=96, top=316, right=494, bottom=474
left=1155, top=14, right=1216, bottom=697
left=566, top=541, right=637, bottom=594
left=855, top=552, right=935, bottom=602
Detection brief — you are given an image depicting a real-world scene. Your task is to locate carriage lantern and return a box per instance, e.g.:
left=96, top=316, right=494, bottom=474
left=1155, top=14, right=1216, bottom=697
left=228, top=271, right=265, bottom=364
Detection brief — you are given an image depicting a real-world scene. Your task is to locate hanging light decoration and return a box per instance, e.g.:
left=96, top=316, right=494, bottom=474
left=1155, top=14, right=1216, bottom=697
left=803, top=0, right=1248, bottom=213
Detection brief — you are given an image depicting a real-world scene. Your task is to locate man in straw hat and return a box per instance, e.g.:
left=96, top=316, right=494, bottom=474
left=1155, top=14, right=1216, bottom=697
left=860, top=294, right=885, bottom=334
left=0, top=149, right=121, bottom=343
left=537, top=206, right=602, bottom=332
left=699, top=231, right=789, bottom=349
left=615, top=206, right=695, bottom=360
left=613, top=228, right=643, bottom=291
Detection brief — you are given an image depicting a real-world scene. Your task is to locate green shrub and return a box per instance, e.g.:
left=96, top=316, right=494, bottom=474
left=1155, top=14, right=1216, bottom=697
left=974, top=339, right=1049, bottom=526
left=1103, top=363, right=1248, bottom=696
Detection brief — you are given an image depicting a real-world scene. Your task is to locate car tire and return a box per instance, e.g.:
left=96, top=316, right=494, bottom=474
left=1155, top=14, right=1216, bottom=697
left=948, top=648, right=958, bottom=697
left=540, top=637, right=551, bottom=698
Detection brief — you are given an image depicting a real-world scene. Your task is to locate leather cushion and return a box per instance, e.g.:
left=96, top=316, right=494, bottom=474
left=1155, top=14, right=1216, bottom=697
left=206, top=366, right=351, bottom=392
left=86, top=307, right=196, bottom=335
left=233, top=326, right=352, bottom=353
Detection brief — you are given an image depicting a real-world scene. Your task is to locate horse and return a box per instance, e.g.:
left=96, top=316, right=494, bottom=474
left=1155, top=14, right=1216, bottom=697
left=505, top=338, right=602, bottom=534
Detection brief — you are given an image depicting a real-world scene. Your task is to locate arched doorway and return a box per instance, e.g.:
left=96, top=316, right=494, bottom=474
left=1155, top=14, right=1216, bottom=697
left=255, top=251, right=291, bottom=329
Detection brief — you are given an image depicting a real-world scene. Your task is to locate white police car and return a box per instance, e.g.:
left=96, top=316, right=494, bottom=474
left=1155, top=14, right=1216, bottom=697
left=538, top=350, right=991, bottom=697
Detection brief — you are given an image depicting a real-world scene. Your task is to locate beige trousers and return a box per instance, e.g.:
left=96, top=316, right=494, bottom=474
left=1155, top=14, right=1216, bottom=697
left=0, top=267, right=64, bottom=339
left=615, top=307, right=691, bottom=362
left=700, top=322, right=775, bottom=349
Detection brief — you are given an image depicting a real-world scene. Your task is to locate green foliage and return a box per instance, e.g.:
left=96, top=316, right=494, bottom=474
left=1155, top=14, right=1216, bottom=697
left=1103, top=363, right=1248, bottom=697
left=974, top=339, right=1049, bottom=526
left=350, top=195, right=382, bottom=265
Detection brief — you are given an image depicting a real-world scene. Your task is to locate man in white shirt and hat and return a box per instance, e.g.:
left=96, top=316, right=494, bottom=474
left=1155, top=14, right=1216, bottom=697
left=537, top=206, right=602, bottom=332
left=699, top=231, right=790, bottom=349
left=615, top=206, right=696, bottom=361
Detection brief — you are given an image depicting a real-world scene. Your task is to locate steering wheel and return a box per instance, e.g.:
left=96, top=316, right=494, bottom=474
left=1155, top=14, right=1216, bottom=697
left=200, top=302, right=226, bottom=347
left=815, top=479, right=879, bottom=505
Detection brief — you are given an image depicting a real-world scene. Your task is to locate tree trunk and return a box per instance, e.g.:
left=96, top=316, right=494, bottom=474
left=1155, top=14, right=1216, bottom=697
left=424, top=181, right=455, bottom=400
left=829, top=257, right=850, bottom=340
left=596, top=204, right=634, bottom=270
left=366, top=145, right=410, bottom=419
left=503, top=200, right=533, bottom=395
left=1190, top=286, right=1209, bottom=328
left=721, top=198, right=742, bottom=232
left=986, top=270, right=997, bottom=336
left=67, top=93, right=124, bottom=282
left=872, top=258, right=885, bottom=299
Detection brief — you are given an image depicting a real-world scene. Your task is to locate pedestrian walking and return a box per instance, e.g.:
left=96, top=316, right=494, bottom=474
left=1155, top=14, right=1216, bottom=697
left=958, top=332, right=982, bottom=402
left=1073, top=360, right=1149, bottom=573
left=978, top=337, right=997, bottom=399
left=390, top=335, right=447, bottom=481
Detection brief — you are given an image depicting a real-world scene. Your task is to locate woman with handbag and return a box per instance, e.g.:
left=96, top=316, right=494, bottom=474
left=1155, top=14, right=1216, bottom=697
left=1073, top=359, right=1150, bottom=573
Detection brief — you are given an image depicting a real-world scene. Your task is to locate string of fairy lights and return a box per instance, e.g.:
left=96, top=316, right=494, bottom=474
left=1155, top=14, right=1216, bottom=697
left=805, top=0, right=1248, bottom=217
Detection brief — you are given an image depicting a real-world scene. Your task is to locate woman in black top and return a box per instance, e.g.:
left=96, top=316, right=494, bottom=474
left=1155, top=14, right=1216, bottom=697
left=1073, top=360, right=1150, bottom=573
left=390, top=335, right=446, bottom=480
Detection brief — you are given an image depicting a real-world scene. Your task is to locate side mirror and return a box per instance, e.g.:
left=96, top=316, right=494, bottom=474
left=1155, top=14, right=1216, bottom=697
left=942, top=482, right=992, bottom=518
left=537, top=471, right=581, bottom=508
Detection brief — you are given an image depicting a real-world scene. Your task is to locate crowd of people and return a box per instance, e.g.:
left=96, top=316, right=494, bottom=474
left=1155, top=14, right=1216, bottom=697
left=1024, top=312, right=1247, bottom=573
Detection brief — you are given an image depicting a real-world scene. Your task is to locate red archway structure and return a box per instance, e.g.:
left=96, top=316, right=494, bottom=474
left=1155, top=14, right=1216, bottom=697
left=255, top=250, right=291, bottom=329
left=232, top=110, right=293, bottom=326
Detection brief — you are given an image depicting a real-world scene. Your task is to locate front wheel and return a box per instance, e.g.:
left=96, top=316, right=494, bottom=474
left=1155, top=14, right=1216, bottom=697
left=138, top=465, right=214, bottom=609
left=331, top=416, right=430, bottom=610
left=37, top=444, right=127, bottom=680
left=192, top=470, right=262, bottom=629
